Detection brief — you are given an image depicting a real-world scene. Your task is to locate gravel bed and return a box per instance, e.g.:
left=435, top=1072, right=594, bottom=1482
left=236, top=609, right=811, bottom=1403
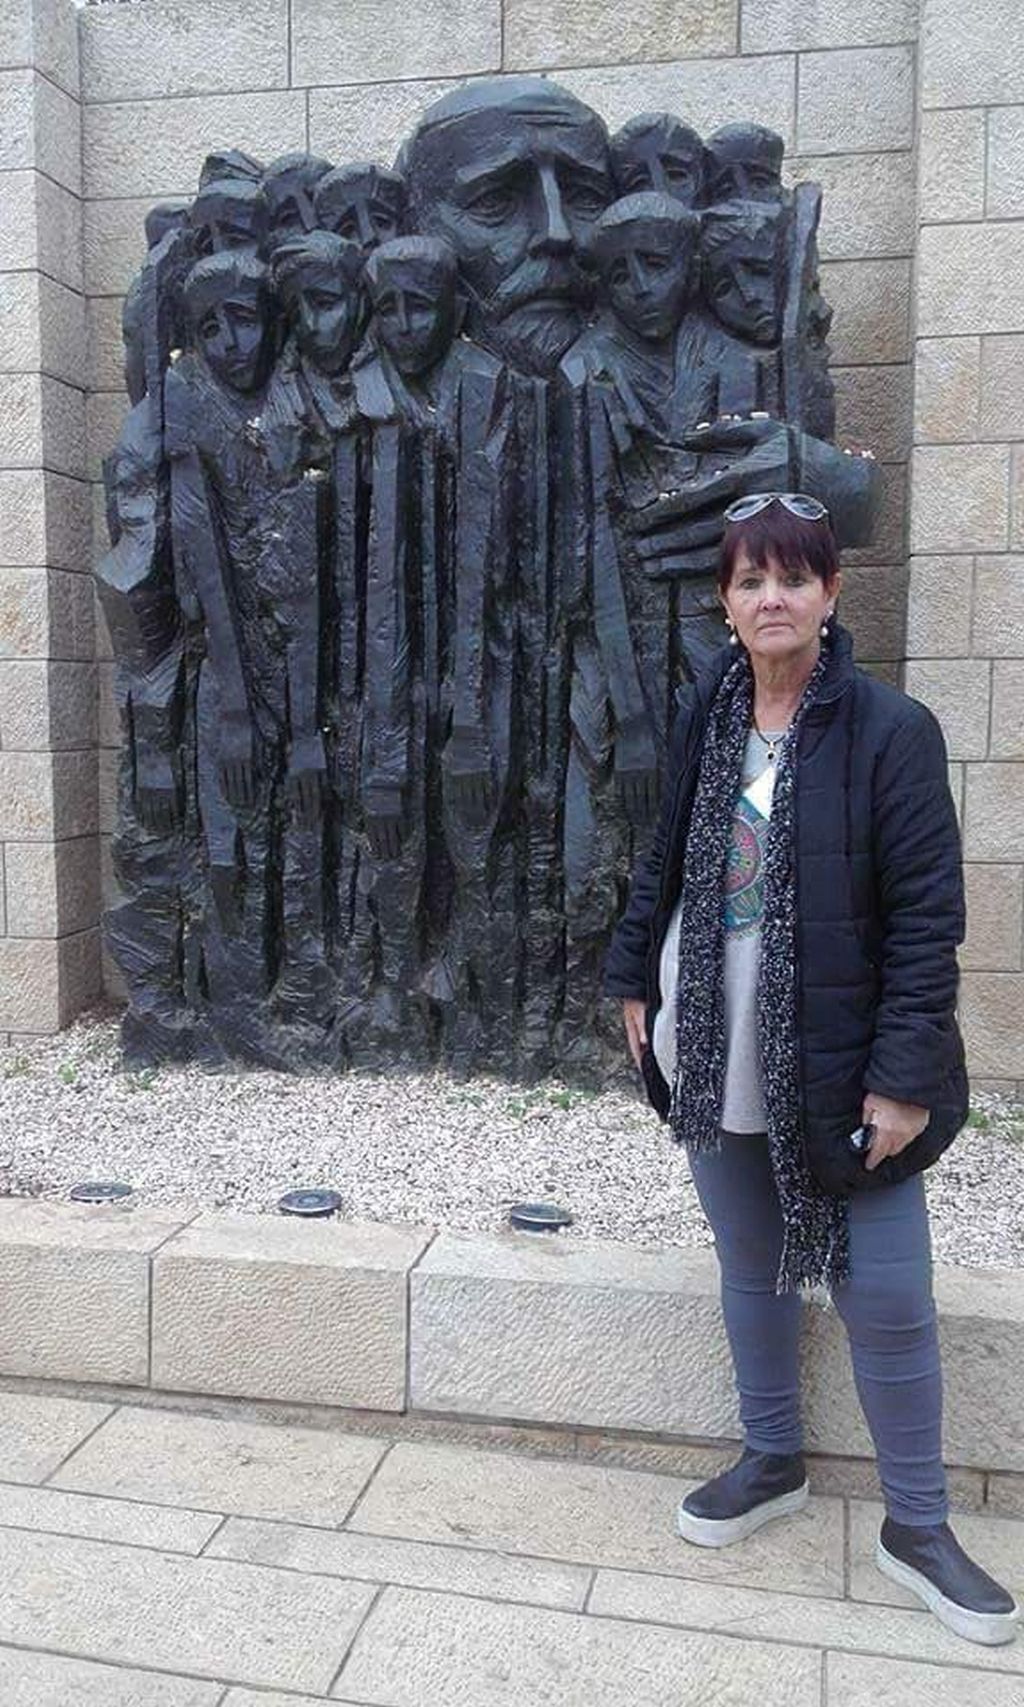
left=1, top=1013, right=1021, bottom=1271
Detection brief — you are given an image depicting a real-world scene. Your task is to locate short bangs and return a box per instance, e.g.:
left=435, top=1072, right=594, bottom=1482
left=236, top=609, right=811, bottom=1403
left=718, top=503, right=840, bottom=591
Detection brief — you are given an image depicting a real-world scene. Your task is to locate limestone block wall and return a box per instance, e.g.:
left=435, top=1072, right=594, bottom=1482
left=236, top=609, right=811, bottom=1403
left=0, top=0, right=100, bottom=1043
left=1, top=0, right=1019, bottom=1088
left=905, top=0, right=1024, bottom=1094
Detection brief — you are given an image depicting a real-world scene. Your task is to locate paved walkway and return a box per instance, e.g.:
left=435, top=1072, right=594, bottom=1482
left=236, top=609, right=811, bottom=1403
left=0, top=1392, right=1020, bottom=1704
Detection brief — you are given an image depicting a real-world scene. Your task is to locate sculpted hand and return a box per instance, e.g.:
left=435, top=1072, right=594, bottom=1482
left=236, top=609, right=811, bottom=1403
left=622, top=998, right=648, bottom=1070
left=364, top=782, right=405, bottom=861
left=625, top=416, right=792, bottom=568
left=218, top=712, right=257, bottom=811
left=614, top=722, right=659, bottom=826
left=286, top=734, right=327, bottom=831
left=134, top=749, right=179, bottom=836
left=861, top=1092, right=929, bottom=1171
left=444, top=726, right=494, bottom=827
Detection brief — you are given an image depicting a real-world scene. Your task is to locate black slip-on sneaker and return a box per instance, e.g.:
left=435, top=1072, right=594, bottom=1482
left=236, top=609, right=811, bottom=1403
left=877, top=1517, right=1021, bottom=1646
left=675, top=1446, right=809, bottom=1548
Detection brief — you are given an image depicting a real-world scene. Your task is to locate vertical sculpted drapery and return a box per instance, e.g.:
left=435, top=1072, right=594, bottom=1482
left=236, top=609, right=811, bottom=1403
left=98, top=78, right=879, bottom=1080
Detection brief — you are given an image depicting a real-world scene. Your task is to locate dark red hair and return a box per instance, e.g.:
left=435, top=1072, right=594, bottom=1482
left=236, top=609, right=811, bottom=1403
left=718, top=503, right=840, bottom=592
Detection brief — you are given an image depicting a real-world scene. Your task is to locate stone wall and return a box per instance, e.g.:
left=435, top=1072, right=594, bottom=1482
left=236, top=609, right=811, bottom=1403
left=0, top=0, right=1017, bottom=1088
left=905, top=0, right=1024, bottom=1094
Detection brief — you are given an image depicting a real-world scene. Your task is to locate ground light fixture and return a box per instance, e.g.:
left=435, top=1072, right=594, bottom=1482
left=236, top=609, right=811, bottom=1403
left=277, top=1188, right=343, bottom=1218
left=69, top=1181, right=133, bottom=1203
left=508, top=1201, right=573, bottom=1231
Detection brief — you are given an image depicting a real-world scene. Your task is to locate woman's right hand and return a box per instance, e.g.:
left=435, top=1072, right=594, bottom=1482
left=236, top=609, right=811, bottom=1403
left=622, top=999, right=648, bottom=1069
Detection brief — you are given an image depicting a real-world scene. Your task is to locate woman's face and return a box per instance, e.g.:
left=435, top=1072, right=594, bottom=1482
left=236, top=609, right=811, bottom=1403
left=721, top=547, right=839, bottom=665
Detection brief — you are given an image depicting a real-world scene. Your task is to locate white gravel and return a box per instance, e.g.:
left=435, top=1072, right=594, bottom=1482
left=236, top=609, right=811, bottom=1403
left=1, top=1012, right=1021, bottom=1271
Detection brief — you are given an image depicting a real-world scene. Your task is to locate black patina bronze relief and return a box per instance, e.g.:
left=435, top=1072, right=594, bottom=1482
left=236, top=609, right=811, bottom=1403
left=97, top=76, right=879, bottom=1079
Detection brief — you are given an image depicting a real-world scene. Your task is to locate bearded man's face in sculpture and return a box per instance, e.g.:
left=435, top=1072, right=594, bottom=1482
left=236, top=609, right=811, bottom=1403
left=404, top=81, right=612, bottom=375
left=195, top=286, right=273, bottom=394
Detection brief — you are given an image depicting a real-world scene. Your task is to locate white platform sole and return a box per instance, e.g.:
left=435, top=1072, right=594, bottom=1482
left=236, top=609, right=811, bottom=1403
left=675, top=1480, right=810, bottom=1548
left=876, top=1539, right=1021, bottom=1646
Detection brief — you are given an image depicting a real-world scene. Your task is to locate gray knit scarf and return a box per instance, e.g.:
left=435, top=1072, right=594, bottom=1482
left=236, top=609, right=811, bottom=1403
left=667, top=643, right=851, bottom=1298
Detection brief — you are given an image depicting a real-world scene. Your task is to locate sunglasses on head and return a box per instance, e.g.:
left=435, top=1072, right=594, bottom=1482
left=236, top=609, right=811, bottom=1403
left=723, top=492, right=830, bottom=524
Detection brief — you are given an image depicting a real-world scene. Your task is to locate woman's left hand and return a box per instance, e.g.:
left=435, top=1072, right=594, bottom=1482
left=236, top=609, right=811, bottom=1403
left=861, top=1093, right=930, bottom=1171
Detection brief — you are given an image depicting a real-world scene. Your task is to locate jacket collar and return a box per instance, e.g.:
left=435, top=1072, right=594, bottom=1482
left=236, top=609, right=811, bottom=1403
left=690, top=619, right=856, bottom=714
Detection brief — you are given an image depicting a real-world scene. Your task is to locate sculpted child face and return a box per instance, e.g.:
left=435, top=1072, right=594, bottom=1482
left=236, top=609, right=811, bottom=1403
left=704, top=125, right=784, bottom=206
left=195, top=287, right=273, bottom=393
left=611, top=117, right=703, bottom=208
left=191, top=183, right=264, bottom=257
left=369, top=254, right=456, bottom=377
left=290, top=262, right=365, bottom=375
left=704, top=210, right=785, bottom=346
left=600, top=217, right=695, bottom=343
left=315, top=167, right=405, bottom=253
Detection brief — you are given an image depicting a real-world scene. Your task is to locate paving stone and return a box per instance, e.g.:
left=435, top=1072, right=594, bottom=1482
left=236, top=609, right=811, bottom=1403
left=53, top=1404, right=389, bottom=1525
left=153, top=1213, right=429, bottom=1411
left=0, top=1526, right=374, bottom=1694
left=335, top=1582, right=822, bottom=1706
left=0, top=1197, right=186, bottom=1383
left=504, top=0, right=737, bottom=71
left=208, top=1514, right=590, bottom=1610
left=0, top=1478, right=222, bottom=1552
left=590, top=1566, right=1024, bottom=1673
left=0, top=1390, right=112, bottom=1483
left=989, top=1472, right=1024, bottom=1518
left=847, top=1497, right=1024, bottom=1609
left=291, top=0, right=500, bottom=87
left=225, top=1695, right=340, bottom=1707
left=347, top=1440, right=846, bottom=1597
left=828, top=1649, right=1024, bottom=1703
left=81, top=0, right=288, bottom=104
left=0, top=1646, right=222, bottom=1707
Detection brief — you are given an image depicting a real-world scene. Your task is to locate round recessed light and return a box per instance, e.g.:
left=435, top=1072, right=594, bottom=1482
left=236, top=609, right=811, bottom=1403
left=277, top=1188, right=343, bottom=1218
left=509, top=1200, right=572, bottom=1232
left=69, top=1180, right=133, bottom=1203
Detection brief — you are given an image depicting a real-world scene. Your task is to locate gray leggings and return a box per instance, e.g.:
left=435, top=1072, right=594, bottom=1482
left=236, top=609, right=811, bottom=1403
left=687, top=1131, right=948, bottom=1526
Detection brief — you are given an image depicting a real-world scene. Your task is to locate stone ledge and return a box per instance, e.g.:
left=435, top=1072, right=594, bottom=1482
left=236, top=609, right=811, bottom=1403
left=0, top=1199, right=1021, bottom=1475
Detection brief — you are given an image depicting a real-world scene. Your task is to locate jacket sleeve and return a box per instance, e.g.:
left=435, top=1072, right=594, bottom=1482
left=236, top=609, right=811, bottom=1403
left=602, top=688, right=695, bottom=1000
left=864, top=700, right=965, bottom=1107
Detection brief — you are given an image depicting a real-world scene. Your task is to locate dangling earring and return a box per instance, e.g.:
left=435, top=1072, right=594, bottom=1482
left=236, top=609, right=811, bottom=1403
left=726, top=617, right=739, bottom=646
left=820, top=609, right=834, bottom=638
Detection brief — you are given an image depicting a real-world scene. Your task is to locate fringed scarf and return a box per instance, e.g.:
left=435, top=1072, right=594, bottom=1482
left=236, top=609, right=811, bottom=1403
left=667, top=643, right=851, bottom=1298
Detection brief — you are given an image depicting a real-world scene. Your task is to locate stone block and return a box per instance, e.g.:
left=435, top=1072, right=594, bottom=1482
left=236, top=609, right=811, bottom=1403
left=412, top=1230, right=741, bottom=1436
left=0, top=564, right=47, bottom=656
left=152, top=1212, right=433, bottom=1409
left=348, top=1438, right=845, bottom=1593
left=310, top=74, right=472, bottom=167
left=0, top=1525, right=375, bottom=1696
left=919, top=106, right=986, bottom=224
left=796, top=46, right=914, bottom=156
left=32, top=65, right=81, bottom=194
left=742, top=0, right=916, bottom=51
left=49, top=746, right=97, bottom=840
left=0, top=746, right=52, bottom=835
left=906, top=555, right=973, bottom=657
left=987, top=106, right=1024, bottom=220
left=97, top=656, right=117, bottom=746
left=561, top=53, right=795, bottom=144
left=0, top=0, right=80, bottom=101
left=0, top=655, right=48, bottom=745
left=839, top=562, right=906, bottom=660
left=93, top=578, right=113, bottom=661
left=962, top=863, right=1024, bottom=970
left=292, top=0, right=500, bottom=87
left=0, top=933, right=59, bottom=1026
left=0, top=1196, right=186, bottom=1382
left=902, top=658, right=991, bottom=761
left=980, top=335, right=1024, bottom=442
left=844, top=458, right=905, bottom=566
left=38, top=273, right=88, bottom=390
left=97, top=740, right=117, bottom=833
left=0, top=167, right=37, bottom=272
left=0, top=1390, right=113, bottom=1484
left=921, top=0, right=1024, bottom=108
left=910, top=444, right=1010, bottom=555
left=86, top=389, right=128, bottom=482
left=335, top=1583, right=823, bottom=1706
left=917, top=222, right=1024, bottom=339
left=208, top=1513, right=590, bottom=1610
left=80, top=0, right=288, bottom=104
left=55, top=1403, right=389, bottom=1525
left=0, top=271, right=40, bottom=373
left=0, top=370, right=42, bottom=467
left=43, top=468, right=92, bottom=572
left=990, top=660, right=1024, bottom=759
left=818, top=259, right=910, bottom=365
left=504, top=0, right=737, bottom=71
left=989, top=1472, right=1024, bottom=1517
left=1013, top=446, right=1024, bottom=554
left=973, top=555, right=1024, bottom=657
left=87, top=293, right=126, bottom=394
left=913, top=337, right=980, bottom=445
left=963, top=764, right=1024, bottom=862
left=84, top=197, right=150, bottom=296
left=5, top=834, right=100, bottom=936
left=0, top=68, right=34, bottom=174
left=48, top=565, right=95, bottom=659
left=783, top=150, right=913, bottom=260
left=83, top=89, right=307, bottom=201
left=832, top=363, right=911, bottom=464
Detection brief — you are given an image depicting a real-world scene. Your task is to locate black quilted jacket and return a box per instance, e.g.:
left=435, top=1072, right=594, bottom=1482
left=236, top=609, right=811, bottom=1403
left=603, top=622, right=969, bottom=1192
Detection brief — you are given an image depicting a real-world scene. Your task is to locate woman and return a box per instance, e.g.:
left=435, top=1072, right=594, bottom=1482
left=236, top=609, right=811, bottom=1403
left=604, top=492, right=1019, bottom=1648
